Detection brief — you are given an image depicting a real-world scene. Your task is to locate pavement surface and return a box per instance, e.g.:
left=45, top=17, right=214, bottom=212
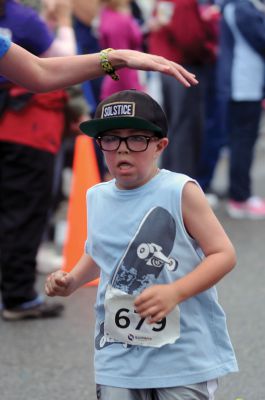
left=1, top=135, right=265, bottom=400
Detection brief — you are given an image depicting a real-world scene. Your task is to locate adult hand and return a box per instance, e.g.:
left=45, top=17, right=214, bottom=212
left=111, top=49, right=199, bottom=87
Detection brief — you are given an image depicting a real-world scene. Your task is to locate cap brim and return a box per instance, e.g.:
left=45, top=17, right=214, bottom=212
left=79, top=117, right=164, bottom=137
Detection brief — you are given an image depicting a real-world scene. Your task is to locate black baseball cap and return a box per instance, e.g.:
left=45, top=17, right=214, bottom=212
left=79, top=89, right=168, bottom=138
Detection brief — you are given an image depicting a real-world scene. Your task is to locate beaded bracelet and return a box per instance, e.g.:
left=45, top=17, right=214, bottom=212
left=99, top=48, right=120, bottom=81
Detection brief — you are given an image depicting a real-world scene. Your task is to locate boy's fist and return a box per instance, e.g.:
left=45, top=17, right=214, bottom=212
left=45, top=270, right=75, bottom=297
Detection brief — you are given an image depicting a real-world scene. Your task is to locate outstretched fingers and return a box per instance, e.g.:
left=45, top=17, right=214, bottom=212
left=120, top=50, right=198, bottom=87
left=137, top=53, right=199, bottom=87
left=158, top=58, right=199, bottom=87
left=172, top=62, right=198, bottom=85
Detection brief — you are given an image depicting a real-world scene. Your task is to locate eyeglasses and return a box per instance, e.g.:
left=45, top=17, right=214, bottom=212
left=96, top=135, right=159, bottom=152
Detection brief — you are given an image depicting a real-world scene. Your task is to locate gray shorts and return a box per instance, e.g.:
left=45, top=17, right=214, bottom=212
left=96, top=379, right=218, bottom=400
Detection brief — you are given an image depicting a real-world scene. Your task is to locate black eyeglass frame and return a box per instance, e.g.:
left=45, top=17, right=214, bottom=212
left=96, top=134, right=160, bottom=152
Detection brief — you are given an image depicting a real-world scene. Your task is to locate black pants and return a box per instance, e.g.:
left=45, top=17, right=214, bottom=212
left=229, top=101, right=262, bottom=201
left=161, top=66, right=206, bottom=178
left=0, top=142, right=54, bottom=309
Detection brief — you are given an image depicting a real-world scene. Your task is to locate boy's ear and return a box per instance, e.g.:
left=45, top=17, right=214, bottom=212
left=157, top=137, right=169, bottom=152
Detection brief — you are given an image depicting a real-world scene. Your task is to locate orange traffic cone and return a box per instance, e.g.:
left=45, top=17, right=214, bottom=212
left=62, top=134, right=100, bottom=286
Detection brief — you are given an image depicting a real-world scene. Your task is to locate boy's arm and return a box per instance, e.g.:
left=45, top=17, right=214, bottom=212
left=134, top=182, right=236, bottom=323
left=45, top=253, right=99, bottom=297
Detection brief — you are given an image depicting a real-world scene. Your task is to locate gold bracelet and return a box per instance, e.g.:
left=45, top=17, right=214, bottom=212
left=99, top=48, right=120, bottom=81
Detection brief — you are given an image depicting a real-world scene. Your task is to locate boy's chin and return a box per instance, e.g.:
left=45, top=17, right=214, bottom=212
left=115, top=180, right=137, bottom=190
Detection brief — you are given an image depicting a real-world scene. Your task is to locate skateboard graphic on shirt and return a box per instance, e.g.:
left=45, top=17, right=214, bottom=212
left=111, top=206, right=178, bottom=295
left=95, top=206, right=178, bottom=350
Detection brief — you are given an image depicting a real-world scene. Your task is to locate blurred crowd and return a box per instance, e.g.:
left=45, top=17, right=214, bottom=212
left=0, top=0, right=264, bottom=315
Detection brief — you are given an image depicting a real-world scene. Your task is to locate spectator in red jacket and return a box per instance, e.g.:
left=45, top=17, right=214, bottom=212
left=148, top=0, right=218, bottom=178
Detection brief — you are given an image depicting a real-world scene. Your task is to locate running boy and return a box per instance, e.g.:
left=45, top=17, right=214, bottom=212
left=45, top=89, right=238, bottom=400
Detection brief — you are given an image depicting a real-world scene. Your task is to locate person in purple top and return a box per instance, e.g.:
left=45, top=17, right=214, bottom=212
left=0, top=0, right=54, bottom=83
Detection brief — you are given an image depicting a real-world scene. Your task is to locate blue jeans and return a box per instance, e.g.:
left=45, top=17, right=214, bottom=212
left=229, top=101, right=262, bottom=201
left=197, top=64, right=229, bottom=192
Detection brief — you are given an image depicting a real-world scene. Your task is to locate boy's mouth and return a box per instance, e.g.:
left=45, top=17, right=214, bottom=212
left=117, top=161, right=133, bottom=170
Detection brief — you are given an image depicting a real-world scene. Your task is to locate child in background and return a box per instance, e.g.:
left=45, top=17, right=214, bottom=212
left=45, top=89, right=238, bottom=400
left=98, top=0, right=145, bottom=99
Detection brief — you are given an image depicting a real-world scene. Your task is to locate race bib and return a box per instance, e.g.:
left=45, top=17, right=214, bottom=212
left=104, top=285, right=180, bottom=348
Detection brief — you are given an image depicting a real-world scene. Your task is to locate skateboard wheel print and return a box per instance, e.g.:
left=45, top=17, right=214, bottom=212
left=166, top=258, right=178, bottom=271
left=137, top=243, right=150, bottom=259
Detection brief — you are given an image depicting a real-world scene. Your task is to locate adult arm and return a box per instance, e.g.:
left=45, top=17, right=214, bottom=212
left=0, top=43, right=198, bottom=92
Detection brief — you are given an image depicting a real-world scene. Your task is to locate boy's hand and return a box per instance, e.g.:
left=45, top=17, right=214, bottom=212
left=134, top=283, right=179, bottom=324
left=45, top=270, right=75, bottom=297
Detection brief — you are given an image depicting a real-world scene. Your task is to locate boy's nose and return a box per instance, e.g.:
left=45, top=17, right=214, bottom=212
left=118, top=140, right=129, bottom=153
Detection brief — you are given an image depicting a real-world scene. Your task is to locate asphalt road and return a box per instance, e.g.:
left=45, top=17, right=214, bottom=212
left=1, top=137, right=265, bottom=400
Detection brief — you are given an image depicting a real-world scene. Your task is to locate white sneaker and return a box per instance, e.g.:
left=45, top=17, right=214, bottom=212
left=205, top=193, right=219, bottom=210
left=37, top=244, right=63, bottom=274
left=227, top=196, right=265, bottom=219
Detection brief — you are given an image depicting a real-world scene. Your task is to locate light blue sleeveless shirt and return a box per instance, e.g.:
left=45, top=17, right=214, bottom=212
left=85, top=169, right=238, bottom=388
left=0, top=34, right=11, bottom=59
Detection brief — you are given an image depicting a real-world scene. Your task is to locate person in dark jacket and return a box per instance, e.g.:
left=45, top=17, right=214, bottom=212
left=217, top=0, right=265, bottom=218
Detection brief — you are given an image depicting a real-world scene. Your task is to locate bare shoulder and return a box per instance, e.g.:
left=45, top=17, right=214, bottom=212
left=182, top=181, right=221, bottom=242
left=182, top=181, right=209, bottom=213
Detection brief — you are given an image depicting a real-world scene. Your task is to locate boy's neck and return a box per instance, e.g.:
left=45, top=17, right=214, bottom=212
left=115, top=168, right=161, bottom=190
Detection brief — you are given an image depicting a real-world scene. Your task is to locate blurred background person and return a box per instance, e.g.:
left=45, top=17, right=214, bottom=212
left=98, top=0, right=145, bottom=100
left=217, top=0, right=265, bottom=218
left=196, top=0, right=226, bottom=208
left=71, top=0, right=106, bottom=179
left=95, top=0, right=145, bottom=179
left=148, top=0, right=218, bottom=178
left=72, top=0, right=102, bottom=111
left=39, top=0, right=92, bottom=267
left=0, top=0, right=76, bottom=320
